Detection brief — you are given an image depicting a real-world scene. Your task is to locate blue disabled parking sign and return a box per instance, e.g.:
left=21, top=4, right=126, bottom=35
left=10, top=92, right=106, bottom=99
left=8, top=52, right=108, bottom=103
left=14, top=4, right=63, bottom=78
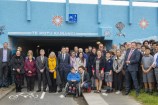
left=69, top=14, right=77, bottom=23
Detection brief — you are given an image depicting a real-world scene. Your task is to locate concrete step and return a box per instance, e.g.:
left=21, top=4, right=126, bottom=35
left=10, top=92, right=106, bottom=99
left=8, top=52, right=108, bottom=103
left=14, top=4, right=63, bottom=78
left=83, top=92, right=109, bottom=105
left=83, top=91, right=142, bottom=105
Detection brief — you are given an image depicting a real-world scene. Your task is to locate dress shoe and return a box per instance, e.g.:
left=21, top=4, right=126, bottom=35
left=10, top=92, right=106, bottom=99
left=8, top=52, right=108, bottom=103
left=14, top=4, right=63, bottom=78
left=58, top=89, right=62, bottom=92
left=125, top=92, right=130, bottom=95
left=52, top=91, right=57, bottom=93
left=49, top=90, right=53, bottom=93
left=36, top=90, right=41, bottom=92
left=136, top=92, right=139, bottom=97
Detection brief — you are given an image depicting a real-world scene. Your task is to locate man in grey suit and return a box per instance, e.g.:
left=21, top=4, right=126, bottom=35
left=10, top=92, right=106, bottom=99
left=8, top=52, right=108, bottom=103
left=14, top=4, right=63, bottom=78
left=58, top=47, right=70, bottom=92
left=0, top=42, right=12, bottom=87
left=36, top=49, right=48, bottom=92
left=124, top=42, right=141, bottom=96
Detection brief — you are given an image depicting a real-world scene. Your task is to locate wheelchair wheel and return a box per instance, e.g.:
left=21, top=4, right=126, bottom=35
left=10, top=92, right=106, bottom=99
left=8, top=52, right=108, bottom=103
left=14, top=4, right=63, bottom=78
left=78, top=83, right=82, bottom=96
left=64, top=82, right=69, bottom=97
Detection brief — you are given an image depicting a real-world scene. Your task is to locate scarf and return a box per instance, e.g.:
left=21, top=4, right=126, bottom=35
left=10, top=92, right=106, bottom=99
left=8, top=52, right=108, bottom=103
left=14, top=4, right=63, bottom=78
left=48, top=57, right=57, bottom=79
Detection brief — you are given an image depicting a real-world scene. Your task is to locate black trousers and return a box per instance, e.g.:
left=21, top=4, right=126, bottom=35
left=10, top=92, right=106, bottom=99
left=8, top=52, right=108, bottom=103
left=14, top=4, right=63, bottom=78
left=113, top=71, right=123, bottom=91
left=26, top=76, right=35, bottom=91
left=15, top=73, right=23, bottom=91
left=138, top=67, right=143, bottom=88
left=7, top=66, right=12, bottom=85
left=88, top=66, right=92, bottom=78
left=37, top=72, right=47, bottom=90
left=125, top=70, right=139, bottom=93
left=59, top=70, right=70, bottom=89
left=0, top=63, right=9, bottom=87
left=49, top=72, right=57, bottom=92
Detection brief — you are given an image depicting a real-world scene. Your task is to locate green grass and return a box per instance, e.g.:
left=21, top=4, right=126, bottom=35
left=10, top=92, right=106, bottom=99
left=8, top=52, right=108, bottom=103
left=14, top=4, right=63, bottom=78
left=130, top=90, right=158, bottom=105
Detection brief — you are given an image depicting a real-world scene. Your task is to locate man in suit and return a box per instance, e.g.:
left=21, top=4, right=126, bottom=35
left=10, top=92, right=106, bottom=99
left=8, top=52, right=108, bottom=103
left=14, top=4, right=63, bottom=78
left=58, top=47, right=70, bottom=92
left=74, top=46, right=79, bottom=58
left=0, top=42, right=12, bottom=88
left=36, top=49, right=48, bottom=92
left=124, top=42, right=141, bottom=96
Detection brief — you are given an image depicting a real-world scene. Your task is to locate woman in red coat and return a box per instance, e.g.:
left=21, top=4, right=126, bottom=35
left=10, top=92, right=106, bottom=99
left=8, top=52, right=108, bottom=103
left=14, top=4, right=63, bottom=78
left=24, top=55, right=36, bottom=92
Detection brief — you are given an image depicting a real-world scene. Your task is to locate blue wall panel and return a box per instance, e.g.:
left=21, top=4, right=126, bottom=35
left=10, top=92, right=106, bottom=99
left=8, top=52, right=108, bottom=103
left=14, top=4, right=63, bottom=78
left=0, top=1, right=158, bottom=48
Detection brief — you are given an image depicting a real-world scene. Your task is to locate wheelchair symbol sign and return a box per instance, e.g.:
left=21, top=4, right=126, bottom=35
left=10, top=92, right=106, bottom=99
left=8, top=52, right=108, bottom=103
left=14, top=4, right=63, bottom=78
left=69, top=14, right=77, bottom=23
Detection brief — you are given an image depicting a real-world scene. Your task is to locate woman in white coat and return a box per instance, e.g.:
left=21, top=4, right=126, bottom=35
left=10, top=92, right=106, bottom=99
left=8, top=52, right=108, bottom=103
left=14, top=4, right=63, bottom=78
left=76, top=52, right=86, bottom=71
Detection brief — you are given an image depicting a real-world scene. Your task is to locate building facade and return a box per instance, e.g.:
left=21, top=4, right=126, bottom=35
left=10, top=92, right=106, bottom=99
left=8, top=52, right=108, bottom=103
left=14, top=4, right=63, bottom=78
left=0, top=0, right=158, bottom=54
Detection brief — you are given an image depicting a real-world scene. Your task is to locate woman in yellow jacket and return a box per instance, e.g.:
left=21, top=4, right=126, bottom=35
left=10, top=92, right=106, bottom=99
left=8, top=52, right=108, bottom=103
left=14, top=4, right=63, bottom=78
left=48, top=52, right=58, bottom=93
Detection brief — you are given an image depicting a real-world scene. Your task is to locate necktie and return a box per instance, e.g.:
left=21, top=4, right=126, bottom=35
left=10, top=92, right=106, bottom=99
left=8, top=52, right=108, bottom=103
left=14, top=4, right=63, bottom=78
left=62, top=54, right=65, bottom=60
left=64, top=54, right=65, bottom=60
left=116, top=59, right=119, bottom=70
left=41, top=56, right=44, bottom=63
left=127, top=50, right=133, bottom=61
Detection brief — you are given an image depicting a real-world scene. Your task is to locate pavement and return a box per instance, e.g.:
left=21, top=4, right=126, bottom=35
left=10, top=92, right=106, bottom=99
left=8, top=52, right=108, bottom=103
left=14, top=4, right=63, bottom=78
left=82, top=91, right=142, bottom=105
left=0, top=84, right=87, bottom=105
left=0, top=85, right=142, bottom=105
left=0, top=84, right=15, bottom=100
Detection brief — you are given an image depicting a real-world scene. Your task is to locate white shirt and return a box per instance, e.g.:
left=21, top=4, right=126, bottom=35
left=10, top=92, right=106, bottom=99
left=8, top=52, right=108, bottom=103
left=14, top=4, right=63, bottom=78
left=62, top=53, right=65, bottom=60
left=152, top=52, right=158, bottom=68
left=2, top=49, right=7, bottom=62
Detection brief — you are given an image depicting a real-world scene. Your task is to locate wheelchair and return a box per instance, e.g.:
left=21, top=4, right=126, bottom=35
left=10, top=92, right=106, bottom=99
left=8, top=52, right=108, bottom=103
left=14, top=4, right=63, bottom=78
left=64, top=82, right=82, bottom=97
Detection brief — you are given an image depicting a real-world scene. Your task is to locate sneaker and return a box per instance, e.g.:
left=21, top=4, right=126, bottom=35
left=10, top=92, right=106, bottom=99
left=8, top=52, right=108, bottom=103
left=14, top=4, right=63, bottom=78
left=110, top=89, right=113, bottom=93
left=115, top=91, right=121, bottom=95
left=144, top=89, right=149, bottom=93
left=58, top=89, right=62, bottom=93
left=36, top=90, right=41, bottom=92
left=106, top=89, right=110, bottom=93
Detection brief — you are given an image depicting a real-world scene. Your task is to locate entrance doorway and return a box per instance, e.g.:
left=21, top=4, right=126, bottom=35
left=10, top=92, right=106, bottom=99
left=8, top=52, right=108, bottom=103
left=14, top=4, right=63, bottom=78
left=9, top=36, right=111, bottom=57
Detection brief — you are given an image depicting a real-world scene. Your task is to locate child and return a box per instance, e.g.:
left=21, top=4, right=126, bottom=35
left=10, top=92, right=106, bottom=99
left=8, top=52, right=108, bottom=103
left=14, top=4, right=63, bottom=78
left=141, top=46, right=154, bottom=94
left=104, top=51, right=113, bottom=93
left=67, top=67, right=80, bottom=94
left=113, top=50, right=124, bottom=95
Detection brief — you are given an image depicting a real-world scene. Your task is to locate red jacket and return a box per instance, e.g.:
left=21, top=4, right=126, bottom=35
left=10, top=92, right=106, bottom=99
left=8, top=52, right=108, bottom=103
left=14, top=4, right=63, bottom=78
left=24, top=59, right=36, bottom=76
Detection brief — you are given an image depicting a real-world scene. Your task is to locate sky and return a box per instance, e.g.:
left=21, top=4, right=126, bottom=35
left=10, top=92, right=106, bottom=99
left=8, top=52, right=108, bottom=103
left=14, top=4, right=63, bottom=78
left=3, top=0, right=158, bottom=7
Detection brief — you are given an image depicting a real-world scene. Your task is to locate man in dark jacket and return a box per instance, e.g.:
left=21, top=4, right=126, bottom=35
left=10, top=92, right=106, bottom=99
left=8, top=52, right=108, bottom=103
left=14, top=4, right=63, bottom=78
left=58, top=47, right=70, bottom=92
left=0, top=42, right=12, bottom=87
left=36, top=49, right=48, bottom=92
left=124, top=42, right=141, bottom=96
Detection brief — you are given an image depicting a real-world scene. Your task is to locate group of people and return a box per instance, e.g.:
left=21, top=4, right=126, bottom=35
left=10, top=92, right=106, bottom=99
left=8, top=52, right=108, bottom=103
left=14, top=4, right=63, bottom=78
left=0, top=39, right=158, bottom=97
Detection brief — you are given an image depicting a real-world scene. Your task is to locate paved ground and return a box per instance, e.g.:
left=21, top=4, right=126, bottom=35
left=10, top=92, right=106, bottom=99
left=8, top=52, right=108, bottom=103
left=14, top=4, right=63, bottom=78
left=83, top=91, right=142, bottom=105
left=0, top=84, right=142, bottom=105
left=0, top=84, right=15, bottom=100
left=101, top=92, right=142, bottom=105
left=0, top=83, right=87, bottom=105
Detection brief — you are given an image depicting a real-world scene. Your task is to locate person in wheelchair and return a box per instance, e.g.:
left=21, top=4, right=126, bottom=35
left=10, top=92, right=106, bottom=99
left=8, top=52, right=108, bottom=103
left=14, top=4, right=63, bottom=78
left=67, top=67, right=80, bottom=94
left=78, top=66, right=91, bottom=92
